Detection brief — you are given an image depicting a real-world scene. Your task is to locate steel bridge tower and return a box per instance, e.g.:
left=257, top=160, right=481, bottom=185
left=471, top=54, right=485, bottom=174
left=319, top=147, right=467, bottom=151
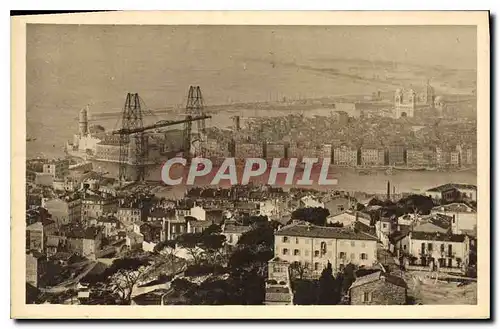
left=183, top=86, right=207, bottom=159
left=118, top=93, right=147, bottom=182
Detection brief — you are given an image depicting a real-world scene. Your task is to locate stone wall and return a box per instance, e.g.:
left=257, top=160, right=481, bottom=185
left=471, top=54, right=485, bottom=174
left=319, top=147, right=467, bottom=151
left=350, top=279, right=406, bottom=305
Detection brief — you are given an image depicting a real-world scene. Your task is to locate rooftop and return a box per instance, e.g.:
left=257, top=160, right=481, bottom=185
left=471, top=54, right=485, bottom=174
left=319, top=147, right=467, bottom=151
left=349, top=271, right=407, bottom=290
left=432, top=203, right=477, bottom=213
left=428, top=214, right=453, bottom=230
left=411, top=231, right=466, bottom=243
left=132, top=288, right=170, bottom=305
left=276, top=223, right=377, bottom=241
left=66, top=226, right=102, bottom=240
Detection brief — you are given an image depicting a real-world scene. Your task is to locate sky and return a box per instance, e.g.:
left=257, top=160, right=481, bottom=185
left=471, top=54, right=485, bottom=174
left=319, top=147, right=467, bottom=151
left=25, top=24, right=477, bottom=157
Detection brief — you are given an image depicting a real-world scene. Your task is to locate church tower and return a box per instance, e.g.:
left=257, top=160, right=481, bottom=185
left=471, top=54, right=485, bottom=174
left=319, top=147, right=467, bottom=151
left=78, top=106, right=89, bottom=136
left=425, top=79, right=435, bottom=107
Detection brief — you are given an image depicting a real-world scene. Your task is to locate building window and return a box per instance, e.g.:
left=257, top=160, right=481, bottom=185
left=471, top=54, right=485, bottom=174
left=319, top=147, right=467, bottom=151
left=360, top=253, right=368, bottom=260
left=339, top=252, right=346, bottom=259
left=403, top=245, right=407, bottom=251
left=320, top=242, right=327, bottom=255
left=304, top=262, right=310, bottom=269
left=362, top=292, right=372, bottom=302
left=427, top=243, right=433, bottom=252
left=314, top=250, right=320, bottom=257
left=295, top=237, right=299, bottom=244
left=350, top=253, right=355, bottom=260
left=283, top=248, right=289, bottom=255
left=361, top=242, right=366, bottom=248
left=283, top=236, right=289, bottom=243
left=351, top=241, right=355, bottom=247
left=382, top=223, right=387, bottom=229
left=314, top=262, right=320, bottom=271
left=294, top=249, right=300, bottom=256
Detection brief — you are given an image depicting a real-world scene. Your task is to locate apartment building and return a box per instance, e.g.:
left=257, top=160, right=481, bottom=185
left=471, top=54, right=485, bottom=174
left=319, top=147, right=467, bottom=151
left=273, top=222, right=378, bottom=277
left=360, top=147, right=385, bottom=166
left=43, top=159, right=70, bottom=180
left=396, top=231, right=470, bottom=270
left=431, top=203, right=477, bottom=236
left=333, top=145, right=358, bottom=166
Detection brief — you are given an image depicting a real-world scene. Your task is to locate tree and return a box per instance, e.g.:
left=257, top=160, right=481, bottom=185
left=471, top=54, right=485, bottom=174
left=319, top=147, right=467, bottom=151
left=229, top=245, right=273, bottom=277
left=156, top=245, right=182, bottom=276
left=200, top=233, right=227, bottom=265
left=241, top=215, right=268, bottom=227
left=175, top=233, right=205, bottom=265
left=397, top=194, right=435, bottom=215
left=105, top=257, right=152, bottom=304
left=237, top=225, right=274, bottom=248
left=153, top=240, right=176, bottom=253
left=318, top=262, right=341, bottom=304
left=291, top=207, right=330, bottom=226
left=341, top=263, right=357, bottom=294
left=203, top=224, right=222, bottom=235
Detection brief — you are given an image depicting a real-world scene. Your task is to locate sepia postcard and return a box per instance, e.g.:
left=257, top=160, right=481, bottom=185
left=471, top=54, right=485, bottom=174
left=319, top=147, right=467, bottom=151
left=11, top=11, right=490, bottom=319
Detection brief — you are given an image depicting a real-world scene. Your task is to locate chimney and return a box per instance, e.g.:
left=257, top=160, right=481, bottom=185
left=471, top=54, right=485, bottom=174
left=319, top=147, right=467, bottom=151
left=387, top=181, right=391, bottom=201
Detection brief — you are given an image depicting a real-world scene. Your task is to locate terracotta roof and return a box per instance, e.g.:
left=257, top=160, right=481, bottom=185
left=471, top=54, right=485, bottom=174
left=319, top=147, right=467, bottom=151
left=411, top=231, right=466, bottom=242
left=432, top=203, right=476, bottom=213
left=354, top=221, right=377, bottom=238
left=97, top=216, right=120, bottom=224
left=149, top=209, right=175, bottom=218
left=67, top=226, right=102, bottom=240
left=132, top=288, right=170, bottom=305
left=269, top=256, right=288, bottom=263
left=190, top=220, right=213, bottom=228
left=421, top=214, right=453, bottom=231
left=276, top=223, right=377, bottom=241
left=349, top=271, right=407, bottom=290
left=389, top=229, right=410, bottom=244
